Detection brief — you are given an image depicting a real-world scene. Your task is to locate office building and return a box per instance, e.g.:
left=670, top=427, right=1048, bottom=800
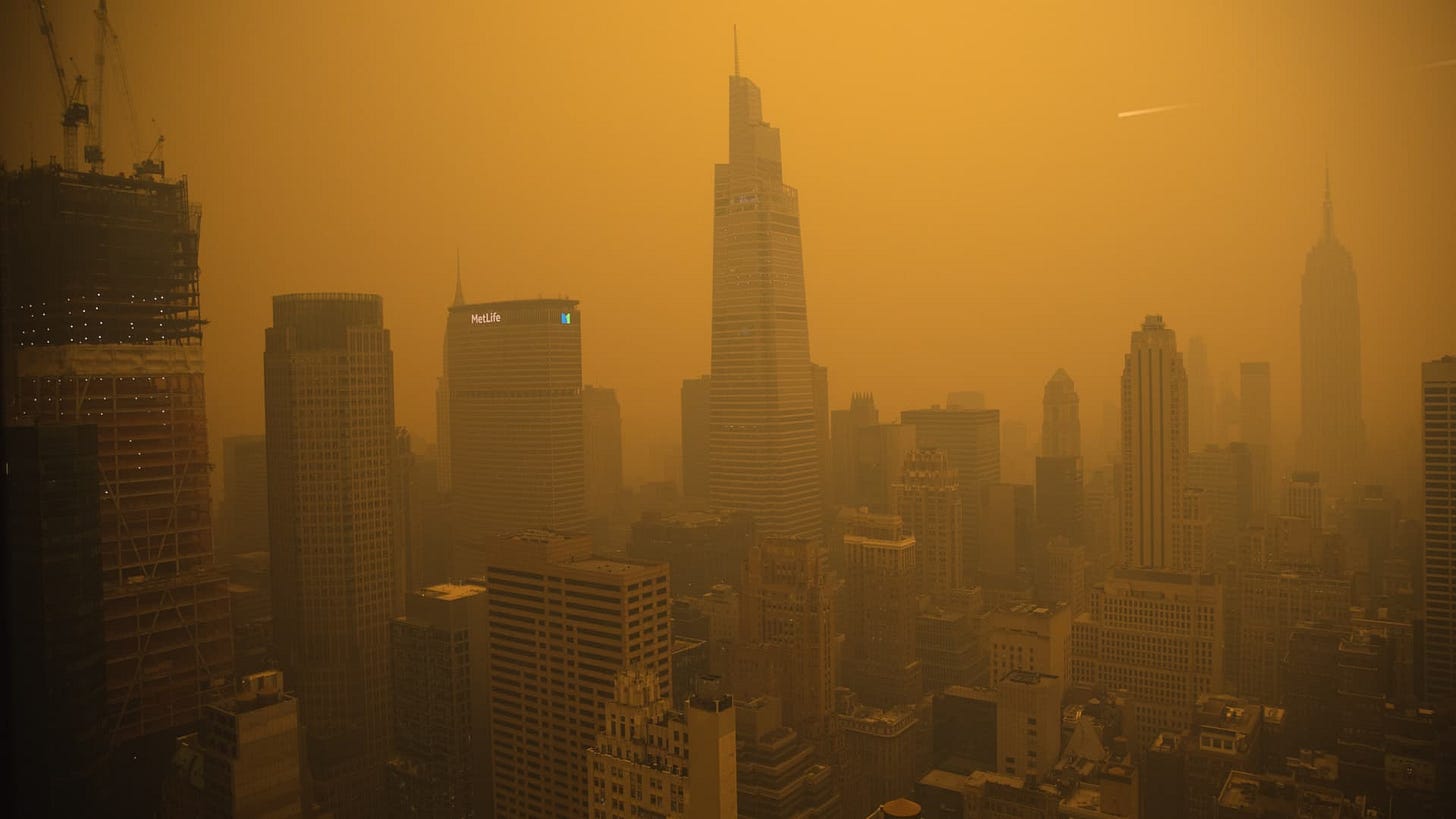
left=852, top=422, right=919, bottom=512
left=1226, top=567, right=1350, bottom=702
left=264, top=293, right=395, bottom=816
left=220, top=435, right=268, bottom=555
left=682, top=375, right=711, bottom=500
left=988, top=601, right=1072, bottom=694
left=931, top=685, right=998, bottom=773
left=901, top=406, right=1000, bottom=584
left=995, top=670, right=1062, bottom=779
left=841, top=511, right=922, bottom=707
left=4, top=424, right=107, bottom=816
left=3, top=167, right=234, bottom=750
left=584, top=385, right=624, bottom=524
left=916, top=588, right=987, bottom=691
left=734, top=696, right=840, bottom=819
left=1186, top=335, right=1214, bottom=451
left=893, top=449, right=964, bottom=599
left=482, top=531, right=671, bottom=817
left=1423, top=356, right=1456, bottom=698
left=980, top=482, right=1035, bottom=579
left=1120, top=315, right=1190, bottom=571
left=1297, top=173, right=1365, bottom=498
left=435, top=264, right=466, bottom=495
left=387, top=583, right=491, bottom=817
left=1187, top=445, right=1248, bottom=570
left=708, top=62, right=822, bottom=538
left=1284, top=471, right=1324, bottom=531
left=735, top=536, right=837, bottom=745
left=446, top=297, right=586, bottom=554
left=1071, top=568, right=1224, bottom=747
left=832, top=392, right=880, bottom=506
left=1183, top=696, right=1265, bottom=819
left=1035, top=454, right=1084, bottom=547
left=834, top=692, right=933, bottom=819
left=812, top=362, right=831, bottom=517
left=630, top=510, right=754, bottom=595
left=1040, top=537, right=1088, bottom=614
left=1042, top=368, right=1081, bottom=458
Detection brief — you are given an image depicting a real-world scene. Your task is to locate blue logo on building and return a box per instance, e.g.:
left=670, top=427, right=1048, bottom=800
left=560, top=312, right=572, bottom=325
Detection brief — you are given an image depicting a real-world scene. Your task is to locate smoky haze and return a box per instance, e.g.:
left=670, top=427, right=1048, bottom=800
left=2, top=0, right=1453, bottom=492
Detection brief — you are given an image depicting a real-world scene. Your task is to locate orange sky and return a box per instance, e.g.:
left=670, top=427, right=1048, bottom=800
left=3, top=1, right=1453, bottom=491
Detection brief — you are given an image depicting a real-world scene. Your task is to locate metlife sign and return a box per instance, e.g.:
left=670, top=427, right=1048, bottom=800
left=470, top=312, right=502, bottom=325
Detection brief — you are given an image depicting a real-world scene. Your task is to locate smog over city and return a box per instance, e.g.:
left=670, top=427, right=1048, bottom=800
left=1, top=2, right=1453, bottom=817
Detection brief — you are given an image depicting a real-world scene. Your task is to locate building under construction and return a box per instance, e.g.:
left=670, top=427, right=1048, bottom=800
left=1, top=163, right=234, bottom=747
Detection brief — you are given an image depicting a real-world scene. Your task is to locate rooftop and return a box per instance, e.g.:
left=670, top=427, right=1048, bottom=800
left=418, top=583, right=486, bottom=601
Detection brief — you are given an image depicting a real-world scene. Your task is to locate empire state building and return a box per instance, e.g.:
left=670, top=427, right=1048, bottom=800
left=708, top=55, right=822, bottom=538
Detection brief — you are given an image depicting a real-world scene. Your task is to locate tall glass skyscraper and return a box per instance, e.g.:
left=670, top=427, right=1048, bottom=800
left=709, top=63, right=822, bottom=538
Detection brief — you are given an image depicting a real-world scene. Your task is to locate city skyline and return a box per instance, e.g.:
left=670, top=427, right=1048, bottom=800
left=3, top=3, right=1450, bottom=492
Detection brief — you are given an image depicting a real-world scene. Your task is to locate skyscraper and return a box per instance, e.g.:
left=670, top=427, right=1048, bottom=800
left=1186, top=335, right=1214, bottom=451
left=901, top=406, right=1000, bottom=583
left=1297, top=173, right=1365, bottom=496
left=893, top=449, right=963, bottom=599
left=583, top=385, right=624, bottom=524
left=220, top=435, right=268, bottom=555
left=480, top=531, right=671, bottom=817
left=185, top=671, right=305, bottom=818
left=446, top=298, right=586, bottom=560
left=1120, top=315, right=1190, bottom=570
left=1042, top=368, right=1081, bottom=458
left=3, top=167, right=233, bottom=750
left=841, top=511, right=922, bottom=708
left=708, top=59, right=822, bottom=538
left=682, top=375, right=712, bottom=500
left=264, top=293, right=396, bottom=816
left=831, top=392, right=880, bottom=506
left=1422, top=355, right=1456, bottom=699
left=436, top=261, right=465, bottom=495
left=4, top=423, right=107, bottom=816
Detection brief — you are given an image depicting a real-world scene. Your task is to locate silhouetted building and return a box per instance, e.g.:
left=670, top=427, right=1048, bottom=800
left=1120, top=315, right=1190, bottom=571
left=1297, top=173, right=1365, bottom=500
left=853, top=422, right=919, bottom=512
left=902, top=406, right=1001, bottom=585
left=584, top=385, right=624, bottom=525
left=264, top=292, right=395, bottom=816
left=392, top=427, right=422, bottom=614
left=832, top=392, right=880, bottom=506
left=1423, top=355, right=1456, bottom=699
left=708, top=64, right=822, bottom=538
left=387, top=583, right=491, bottom=817
left=221, top=550, right=272, bottom=678
left=835, top=690, right=933, bottom=819
left=931, top=685, right=998, bottom=773
left=980, top=482, right=1035, bottom=579
left=895, top=449, right=964, bottom=599
left=1043, top=369, right=1081, bottom=459
left=916, top=587, right=986, bottom=691
left=220, top=435, right=268, bottom=556
left=1184, top=695, right=1265, bottom=819
left=734, top=696, right=840, bottom=819
left=1227, top=567, right=1350, bottom=703
left=842, top=511, right=922, bottom=707
left=682, top=375, right=711, bottom=500
left=4, top=423, right=107, bottom=816
left=1035, top=454, right=1084, bottom=547
left=813, top=362, right=832, bottom=519
left=481, top=531, right=670, bottom=817
left=3, top=167, right=234, bottom=748
left=1041, top=537, right=1088, bottom=614
left=446, top=298, right=586, bottom=560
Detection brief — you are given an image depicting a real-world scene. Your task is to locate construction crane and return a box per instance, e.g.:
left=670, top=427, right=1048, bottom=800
left=84, top=0, right=108, bottom=170
left=32, top=0, right=89, bottom=170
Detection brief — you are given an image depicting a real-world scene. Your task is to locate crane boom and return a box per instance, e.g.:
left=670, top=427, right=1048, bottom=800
left=31, top=0, right=90, bottom=170
left=85, top=0, right=108, bottom=170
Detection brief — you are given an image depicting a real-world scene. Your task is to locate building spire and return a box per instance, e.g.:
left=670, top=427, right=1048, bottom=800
left=452, top=248, right=465, bottom=307
left=733, top=25, right=739, bottom=76
left=1323, top=161, right=1333, bottom=241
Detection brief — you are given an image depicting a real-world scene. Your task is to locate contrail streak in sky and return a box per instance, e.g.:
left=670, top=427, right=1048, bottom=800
left=1424, top=58, right=1456, bottom=69
left=1117, top=103, right=1195, bottom=119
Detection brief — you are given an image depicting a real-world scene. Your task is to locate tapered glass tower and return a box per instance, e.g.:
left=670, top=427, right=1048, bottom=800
left=708, top=54, right=821, bottom=537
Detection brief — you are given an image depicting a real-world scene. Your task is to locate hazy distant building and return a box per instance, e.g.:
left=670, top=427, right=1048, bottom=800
left=834, top=692, right=933, bottom=819
left=831, top=392, right=879, bottom=507
left=1120, top=315, right=1190, bottom=571
left=916, top=588, right=986, bottom=691
left=1042, top=369, right=1081, bottom=458
left=436, top=264, right=466, bottom=494
left=1285, top=471, right=1324, bottom=531
left=391, top=428, right=422, bottom=615
left=1187, top=445, right=1247, bottom=570
left=221, top=435, right=268, bottom=555
left=185, top=671, right=304, bottom=819
left=902, top=406, right=1000, bottom=584
left=264, top=293, right=395, bottom=816
left=853, top=422, right=918, bottom=512
left=583, top=385, right=624, bottom=524
left=1226, top=567, right=1349, bottom=707
left=1071, top=568, right=1224, bottom=747
left=980, top=483, right=1035, bottom=579
left=1239, top=362, right=1273, bottom=516
left=3, top=167, right=233, bottom=748
left=996, top=670, right=1062, bottom=779
left=682, top=375, right=711, bottom=500
left=1036, top=455, right=1084, bottom=546
left=629, top=509, right=754, bottom=595
left=735, top=536, right=837, bottom=745
left=812, top=362, right=831, bottom=517
left=1423, top=355, right=1456, bottom=699
left=893, top=449, right=964, bottom=599
left=708, top=63, right=822, bottom=538
left=387, top=583, right=491, bottom=817
left=841, top=512, right=922, bottom=708
left=734, top=696, right=840, bottom=818
left=447, top=298, right=586, bottom=556
left=1042, top=537, right=1088, bottom=614
left=1297, top=174, right=1365, bottom=497
left=4, top=424, right=107, bottom=816
left=481, top=531, right=671, bottom=817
